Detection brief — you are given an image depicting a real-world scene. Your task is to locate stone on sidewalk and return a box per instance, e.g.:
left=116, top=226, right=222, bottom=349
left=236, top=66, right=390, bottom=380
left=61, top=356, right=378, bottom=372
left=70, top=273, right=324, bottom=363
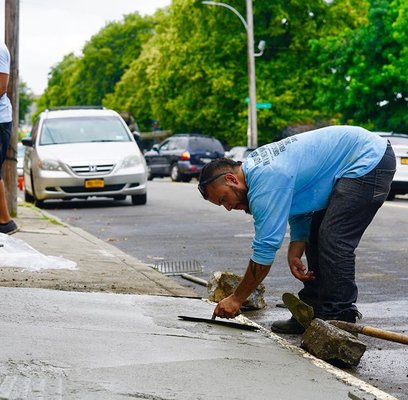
left=207, top=271, right=266, bottom=309
left=301, top=319, right=367, bottom=367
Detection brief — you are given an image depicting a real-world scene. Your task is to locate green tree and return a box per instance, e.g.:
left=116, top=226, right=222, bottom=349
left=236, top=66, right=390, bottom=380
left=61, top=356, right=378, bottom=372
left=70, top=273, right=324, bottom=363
left=107, top=2, right=249, bottom=144
left=313, top=0, right=408, bottom=132
left=35, top=52, right=80, bottom=118
left=40, top=0, right=405, bottom=145
left=71, top=13, right=155, bottom=105
left=253, top=0, right=368, bottom=141
left=106, top=0, right=368, bottom=144
left=18, top=80, right=34, bottom=123
left=35, top=12, right=155, bottom=116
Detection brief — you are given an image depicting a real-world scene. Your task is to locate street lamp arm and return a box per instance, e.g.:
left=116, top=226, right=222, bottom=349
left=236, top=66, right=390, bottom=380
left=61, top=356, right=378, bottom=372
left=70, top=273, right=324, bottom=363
left=202, top=1, right=248, bottom=31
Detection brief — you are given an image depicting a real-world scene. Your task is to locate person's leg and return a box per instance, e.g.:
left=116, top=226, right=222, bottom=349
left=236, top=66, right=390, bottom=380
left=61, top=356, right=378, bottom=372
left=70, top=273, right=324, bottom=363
left=0, top=121, right=18, bottom=234
left=0, top=178, right=11, bottom=223
left=271, top=210, right=326, bottom=333
left=316, top=143, right=396, bottom=320
left=298, top=209, right=326, bottom=315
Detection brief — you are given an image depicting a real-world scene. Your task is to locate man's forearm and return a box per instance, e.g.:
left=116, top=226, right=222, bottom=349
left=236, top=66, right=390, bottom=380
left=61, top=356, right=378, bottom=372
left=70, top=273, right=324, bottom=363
left=288, top=241, right=306, bottom=262
left=233, top=259, right=271, bottom=303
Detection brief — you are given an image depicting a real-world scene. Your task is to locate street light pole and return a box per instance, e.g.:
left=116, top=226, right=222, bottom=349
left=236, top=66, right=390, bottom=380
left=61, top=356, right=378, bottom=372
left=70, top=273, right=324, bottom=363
left=202, top=1, right=258, bottom=148
left=245, top=0, right=257, bottom=148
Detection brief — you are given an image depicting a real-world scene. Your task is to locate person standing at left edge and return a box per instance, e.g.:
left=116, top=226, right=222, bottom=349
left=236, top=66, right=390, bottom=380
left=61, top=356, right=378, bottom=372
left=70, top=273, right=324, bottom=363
left=0, top=42, right=18, bottom=234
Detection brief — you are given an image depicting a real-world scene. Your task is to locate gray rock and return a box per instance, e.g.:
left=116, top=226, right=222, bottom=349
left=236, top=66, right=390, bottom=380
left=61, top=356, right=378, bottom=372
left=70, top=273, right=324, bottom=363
left=207, top=271, right=267, bottom=310
left=301, top=319, right=367, bottom=367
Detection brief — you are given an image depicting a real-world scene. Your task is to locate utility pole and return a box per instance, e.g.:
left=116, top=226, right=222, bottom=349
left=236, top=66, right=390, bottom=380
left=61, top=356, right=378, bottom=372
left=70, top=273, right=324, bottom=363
left=245, top=0, right=257, bottom=148
left=4, top=0, right=19, bottom=217
left=202, top=1, right=260, bottom=148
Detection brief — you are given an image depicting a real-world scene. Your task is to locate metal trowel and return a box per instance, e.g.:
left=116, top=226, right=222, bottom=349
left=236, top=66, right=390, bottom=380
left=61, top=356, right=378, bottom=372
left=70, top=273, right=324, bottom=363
left=178, top=315, right=259, bottom=331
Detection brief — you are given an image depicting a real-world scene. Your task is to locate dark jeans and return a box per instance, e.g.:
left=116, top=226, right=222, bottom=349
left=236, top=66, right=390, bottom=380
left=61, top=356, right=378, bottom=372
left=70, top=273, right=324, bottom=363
left=298, top=142, right=396, bottom=319
left=0, top=121, right=12, bottom=178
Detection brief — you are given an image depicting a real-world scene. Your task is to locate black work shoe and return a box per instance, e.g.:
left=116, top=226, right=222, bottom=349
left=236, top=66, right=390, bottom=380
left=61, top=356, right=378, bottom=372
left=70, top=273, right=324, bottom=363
left=0, top=220, right=19, bottom=235
left=323, top=309, right=362, bottom=324
left=271, top=317, right=305, bottom=334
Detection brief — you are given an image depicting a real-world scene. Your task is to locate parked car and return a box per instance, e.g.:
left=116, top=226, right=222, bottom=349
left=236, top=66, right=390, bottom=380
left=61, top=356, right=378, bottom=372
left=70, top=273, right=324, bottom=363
left=144, top=134, right=225, bottom=182
left=376, top=132, right=408, bottom=200
left=22, top=107, right=148, bottom=207
left=226, top=146, right=256, bottom=162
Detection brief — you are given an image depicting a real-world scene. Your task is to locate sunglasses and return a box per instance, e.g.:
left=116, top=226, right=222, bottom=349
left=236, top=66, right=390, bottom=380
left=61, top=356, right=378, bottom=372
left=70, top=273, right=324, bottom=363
left=198, top=172, right=229, bottom=199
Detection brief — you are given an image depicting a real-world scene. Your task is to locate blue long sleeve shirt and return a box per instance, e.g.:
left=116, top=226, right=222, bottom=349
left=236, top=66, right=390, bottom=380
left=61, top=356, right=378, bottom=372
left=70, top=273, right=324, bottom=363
left=242, top=126, right=387, bottom=265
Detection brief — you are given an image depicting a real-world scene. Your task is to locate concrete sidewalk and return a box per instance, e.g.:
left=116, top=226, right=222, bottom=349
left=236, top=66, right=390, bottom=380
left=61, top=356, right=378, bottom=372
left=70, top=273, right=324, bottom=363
left=3, top=204, right=195, bottom=297
left=0, top=205, right=398, bottom=399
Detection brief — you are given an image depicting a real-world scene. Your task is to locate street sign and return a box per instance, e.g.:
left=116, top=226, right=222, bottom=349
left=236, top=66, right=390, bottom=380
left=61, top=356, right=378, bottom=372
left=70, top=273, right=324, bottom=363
left=245, top=97, right=272, bottom=109
left=256, top=102, right=272, bottom=109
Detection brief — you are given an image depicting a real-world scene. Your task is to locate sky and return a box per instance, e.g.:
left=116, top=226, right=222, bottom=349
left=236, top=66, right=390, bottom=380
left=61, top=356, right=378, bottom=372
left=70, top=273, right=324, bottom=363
left=0, top=0, right=171, bottom=95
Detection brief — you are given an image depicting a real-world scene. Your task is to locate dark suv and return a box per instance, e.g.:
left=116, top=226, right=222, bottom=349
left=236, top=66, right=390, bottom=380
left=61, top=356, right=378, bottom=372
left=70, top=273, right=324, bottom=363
left=144, top=134, right=225, bottom=182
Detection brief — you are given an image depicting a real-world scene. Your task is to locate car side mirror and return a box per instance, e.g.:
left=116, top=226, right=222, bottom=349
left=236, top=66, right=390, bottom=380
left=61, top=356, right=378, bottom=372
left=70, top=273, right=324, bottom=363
left=132, top=131, right=141, bottom=142
left=21, top=136, right=33, bottom=147
left=152, top=144, right=160, bottom=152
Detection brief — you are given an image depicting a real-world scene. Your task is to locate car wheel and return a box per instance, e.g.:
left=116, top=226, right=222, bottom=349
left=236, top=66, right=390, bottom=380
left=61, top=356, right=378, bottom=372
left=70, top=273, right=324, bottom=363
left=24, top=189, right=34, bottom=203
left=131, top=193, right=147, bottom=205
left=170, top=163, right=182, bottom=182
left=31, top=173, right=44, bottom=208
left=181, top=176, right=192, bottom=183
left=33, top=195, right=44, bottom=208
left=386, top=192, right=395, bottom=201
left=147, top=166, right=154, bottom=181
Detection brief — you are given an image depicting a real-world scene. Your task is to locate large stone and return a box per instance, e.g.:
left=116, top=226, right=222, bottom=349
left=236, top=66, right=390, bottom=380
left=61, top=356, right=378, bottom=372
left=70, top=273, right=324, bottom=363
left=207, top=271, right=267, bottom=310
left=301, top=319, right=367, bottom=367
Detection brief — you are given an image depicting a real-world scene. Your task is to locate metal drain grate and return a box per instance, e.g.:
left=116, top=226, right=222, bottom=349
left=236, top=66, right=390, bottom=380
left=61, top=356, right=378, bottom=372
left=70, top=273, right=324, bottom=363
left=153, top=260, right=203, bottom=276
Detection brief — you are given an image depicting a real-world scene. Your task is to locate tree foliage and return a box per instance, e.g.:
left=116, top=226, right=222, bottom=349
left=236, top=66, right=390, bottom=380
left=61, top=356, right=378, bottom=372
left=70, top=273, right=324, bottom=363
left=36, top=0, right=408, bottom=144
left=18, top=80, right=34, bottom=123
left=35, top=12, right=154, bottom=115
left=106, top=0, right=370, bottom=144
left=313, top=0, right=408, bottom=132
left=35, top=53, right=80, bottom=116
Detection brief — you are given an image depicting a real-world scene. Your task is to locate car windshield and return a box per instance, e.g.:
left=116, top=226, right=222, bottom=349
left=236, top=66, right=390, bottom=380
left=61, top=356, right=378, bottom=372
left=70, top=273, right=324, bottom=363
left=40, top=116, right=131, bottom=145
left=188, top=138, right=224, bottom=153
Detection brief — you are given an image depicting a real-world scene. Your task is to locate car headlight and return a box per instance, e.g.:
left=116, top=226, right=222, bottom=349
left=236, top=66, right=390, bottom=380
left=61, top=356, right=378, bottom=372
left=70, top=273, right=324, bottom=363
left=120, top=154, right=142, bottom=169
left=38, top=159, right=62, bottom=171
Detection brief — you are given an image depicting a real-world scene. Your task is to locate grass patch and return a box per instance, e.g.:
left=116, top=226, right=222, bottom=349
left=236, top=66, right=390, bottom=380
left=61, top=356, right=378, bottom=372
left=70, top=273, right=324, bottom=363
left=18, top=202, right=64, bottom=226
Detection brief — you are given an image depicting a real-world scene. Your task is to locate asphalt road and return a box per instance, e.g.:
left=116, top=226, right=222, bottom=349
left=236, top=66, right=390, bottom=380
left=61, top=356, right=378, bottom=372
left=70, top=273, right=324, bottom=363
left=40, top=179, right=408, bottom=399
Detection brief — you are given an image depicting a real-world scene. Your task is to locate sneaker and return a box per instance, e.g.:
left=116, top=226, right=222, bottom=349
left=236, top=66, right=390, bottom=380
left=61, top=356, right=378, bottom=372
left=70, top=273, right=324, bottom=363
left=271, top=316, right=305, bottom=334
left=0, top=220, right=19, bottom=235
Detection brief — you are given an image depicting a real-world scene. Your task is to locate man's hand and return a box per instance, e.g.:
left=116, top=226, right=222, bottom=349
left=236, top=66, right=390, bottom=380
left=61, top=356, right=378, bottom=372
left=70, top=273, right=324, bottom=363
left=288, top=241, right=315, bottom=282
left=212, top=260, right=271, bottom=319
left=288, top=256, right=314, bottom=282
left=213, top=294, right=242, bottom=319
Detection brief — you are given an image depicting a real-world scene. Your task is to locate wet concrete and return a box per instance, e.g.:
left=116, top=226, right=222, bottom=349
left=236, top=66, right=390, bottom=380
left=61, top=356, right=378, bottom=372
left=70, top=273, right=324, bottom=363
left=244, top=300, right=408, bottom=400
left=0, top=288, right=397, bottom=400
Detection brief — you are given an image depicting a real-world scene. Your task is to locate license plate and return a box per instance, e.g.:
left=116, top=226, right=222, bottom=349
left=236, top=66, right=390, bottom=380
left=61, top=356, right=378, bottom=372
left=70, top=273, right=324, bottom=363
left=401, top=157, right=408, bottom=165
left=85, top=179, right=105, bottom=188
